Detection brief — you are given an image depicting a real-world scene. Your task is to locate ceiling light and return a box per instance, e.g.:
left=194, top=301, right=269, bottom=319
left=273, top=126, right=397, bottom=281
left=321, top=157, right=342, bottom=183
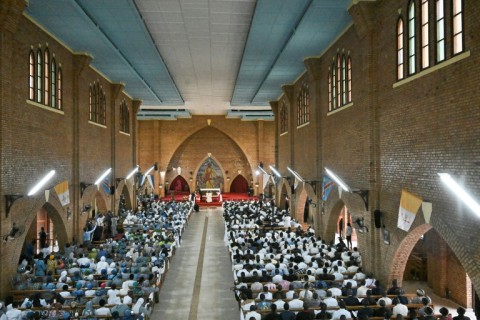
left=28, top=170, right=56, bottom=196
left=438, top=173, right=480, bottom=217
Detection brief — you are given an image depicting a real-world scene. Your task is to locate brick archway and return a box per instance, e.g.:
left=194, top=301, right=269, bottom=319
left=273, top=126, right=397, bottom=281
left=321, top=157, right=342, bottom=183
left=294, top=183, right=317, bottom=226
left=326, top=199, right=347, bottom=242
left=387, top=223, right=433, bottom=287
left=278, top=179, right=292, bottom=210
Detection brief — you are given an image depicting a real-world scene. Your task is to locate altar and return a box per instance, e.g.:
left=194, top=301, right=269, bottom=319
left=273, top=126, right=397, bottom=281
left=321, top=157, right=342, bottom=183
left=198, top=188, right=222, bottom=203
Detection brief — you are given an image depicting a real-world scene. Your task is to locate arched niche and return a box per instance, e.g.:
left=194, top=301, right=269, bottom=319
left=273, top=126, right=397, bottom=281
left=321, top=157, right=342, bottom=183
left=230, top=174, right=249, bottom=193
left=169, top=175, right=190, bottom=193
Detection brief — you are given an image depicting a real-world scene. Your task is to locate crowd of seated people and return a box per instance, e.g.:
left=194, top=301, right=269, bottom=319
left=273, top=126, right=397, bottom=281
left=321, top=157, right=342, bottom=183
left=2, top=198, right=192, bottom=320
left=222, top=200, right=464, bottom=320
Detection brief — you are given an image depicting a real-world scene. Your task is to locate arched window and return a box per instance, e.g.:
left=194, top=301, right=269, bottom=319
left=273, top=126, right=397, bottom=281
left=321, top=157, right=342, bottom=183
left=347, top=57, right=352, bottom=103
left=302, top=82, right=310, bottom=124
left=50, top=59, right=56, bottom=108
left=120, top=100, right=130, bottom=134
left=328, top=70, right=332, bottom=112
left=36, top=49, right=42, bottom=103
left=297, top=82, right=310, bottom=126
left=436, top=0, right=445, bottom=62
left=452, top=0, right=463, bottom=55
left=57, top=68, right=62, bottom=109
left=280, top=100, right=288, bottom=134
left=408, top=1, right=416, bottom=75
left=44, top=48, right=50, bottom=106
left=332, top=62, right=337, bottom=110
left=397, top=18, right=405, bottom=80
left=421, top=0, right=430, bottom=69
left=29, top=50, right=35, bottom=100
left=90, top=82, right=106, bottom=125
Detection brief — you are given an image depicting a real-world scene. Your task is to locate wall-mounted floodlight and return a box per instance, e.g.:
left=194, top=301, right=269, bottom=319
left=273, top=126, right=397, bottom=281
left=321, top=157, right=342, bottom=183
left=269, top=165, right=282, bottom=178
left=255, top=169, right=260, bottom=176
left=94, top=168, right=112, bottom=185
left=287, top=167, right=304, bottom=182
left=325, top=167, right=351, bottom=192
left=438, top=173, right=480, bottom=217
left=144, top=166, right=155, bottom=176
left=28, top=170, right=56, bottom=196
left=258, top=166, right=268, bottom=175
left=125, top=166, right=139, bottom=180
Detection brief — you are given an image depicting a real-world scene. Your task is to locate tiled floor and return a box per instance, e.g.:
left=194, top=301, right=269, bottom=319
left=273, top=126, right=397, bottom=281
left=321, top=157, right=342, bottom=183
left=152, top=208, right=239, bottom=320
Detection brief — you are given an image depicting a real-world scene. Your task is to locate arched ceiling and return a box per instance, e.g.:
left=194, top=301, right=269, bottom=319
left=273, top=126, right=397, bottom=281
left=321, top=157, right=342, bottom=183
left=25, top=0, right=352, bottom=120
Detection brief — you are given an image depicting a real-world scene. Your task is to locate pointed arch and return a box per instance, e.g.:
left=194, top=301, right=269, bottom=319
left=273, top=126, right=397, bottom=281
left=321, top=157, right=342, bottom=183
left=170, top=175, right=190, bottom=193
left=230, top=174, right=249, bottom=193
left=294, top=183, right=318, bottom=225
left=115, top=179, right=133, bottom=212
left=5, top=194, right=70, bottom=282
left=277, top=178, right=293, bottom=210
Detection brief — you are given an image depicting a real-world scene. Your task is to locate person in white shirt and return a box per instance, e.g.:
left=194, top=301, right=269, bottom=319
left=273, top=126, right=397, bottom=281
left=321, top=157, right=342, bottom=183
left=245, top=305, right=261, bottom=320
left=332, top=301, right=352, bottom=320
left=288, top=293, right=303, bottom=310
left=323, top=291, right=339, bottom=310
left=392, top=298, right=408, bottom=317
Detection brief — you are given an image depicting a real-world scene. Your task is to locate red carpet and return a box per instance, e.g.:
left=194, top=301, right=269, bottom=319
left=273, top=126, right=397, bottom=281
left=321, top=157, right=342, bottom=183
left=159, top=192, right=257, bottom=206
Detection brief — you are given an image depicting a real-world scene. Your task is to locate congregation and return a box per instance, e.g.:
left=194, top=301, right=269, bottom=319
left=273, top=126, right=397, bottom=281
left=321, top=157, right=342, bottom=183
left=1, top=197, right=192, bottom=320
left=222, top=201, right=469, bottom=320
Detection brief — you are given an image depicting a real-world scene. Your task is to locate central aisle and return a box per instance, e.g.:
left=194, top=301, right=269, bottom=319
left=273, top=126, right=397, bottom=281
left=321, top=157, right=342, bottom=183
left=152, top=207, right=239, bottom=320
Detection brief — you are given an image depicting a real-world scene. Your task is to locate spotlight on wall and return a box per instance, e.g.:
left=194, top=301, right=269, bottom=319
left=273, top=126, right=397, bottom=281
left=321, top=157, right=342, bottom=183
left=269, top=165, right=282, bottom=178
left=144, top=166, right=155, bottom=176
left=257, top=166, right=268, bottom=175
left=94, top=168, right=112, bottom=185
left=438, top=173, right=480, bottom=217
left=287, top=167, right=304, bottom=182
left=325, top=167, right=351, bottom=192
left=28, top=170, right=56, bottom=196
left=126, top=166, right=139, bottom=180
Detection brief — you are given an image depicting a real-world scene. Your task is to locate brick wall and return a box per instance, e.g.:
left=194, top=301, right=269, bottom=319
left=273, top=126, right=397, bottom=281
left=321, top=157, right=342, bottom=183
left=137, top=116, right=275, bottom=196
left=272, top=0, right=480, bottom=305
left=0, top=7, right=136, bottom=296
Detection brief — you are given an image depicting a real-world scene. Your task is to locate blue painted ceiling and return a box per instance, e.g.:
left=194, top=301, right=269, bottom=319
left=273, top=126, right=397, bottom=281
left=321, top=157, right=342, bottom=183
left=25, top=0, right=352, bottom=120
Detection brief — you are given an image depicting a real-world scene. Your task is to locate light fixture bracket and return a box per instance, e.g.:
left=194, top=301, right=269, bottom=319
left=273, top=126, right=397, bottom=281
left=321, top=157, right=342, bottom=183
left=5, top=194, right=23, bottom=217
left=352, top=189, right=369, bottom=211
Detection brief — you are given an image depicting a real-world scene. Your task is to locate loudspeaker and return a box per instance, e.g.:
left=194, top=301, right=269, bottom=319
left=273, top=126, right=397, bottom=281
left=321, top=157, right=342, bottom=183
left=374, top=209, right=382, bottom=228
left=110, top=186, right=115, bottom=195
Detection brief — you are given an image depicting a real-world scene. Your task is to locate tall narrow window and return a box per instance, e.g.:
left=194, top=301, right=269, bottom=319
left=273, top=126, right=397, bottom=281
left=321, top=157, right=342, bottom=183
left=99, top=88, right=106, bottom=125
left=436, top=0, right=445, bottom=62
left=347, top=57, right=352, bottom=103
left=303, top=83, right=310, bottom=124
left=421, top=0, right=430, bottom=69
left=280, top=101, right=288, bottom=134
left=336, top=55, right=341, bottom=107
left=452, top=0, right=463, bottom=55
left=297, top=93, right=302, bottom=126
left=328, top=71, right=332, bottom=112
left=120, top=100, right=130, bottom=134
left=332, top=63, right=337, bottom=110
left=51, top=59, right=56, bottom=108
left=44, top=49, right=50, bottom=106
left=341, top=55, right=347, bottom=105
left=57, top=68, right=62, bottom=109
left=397, top=18, right=405, bottom=80
left=36, top=49, right=42, bottom=103
left=408, top=1, right=416, bottom=75
left=29, top=51, right=35, bottom=100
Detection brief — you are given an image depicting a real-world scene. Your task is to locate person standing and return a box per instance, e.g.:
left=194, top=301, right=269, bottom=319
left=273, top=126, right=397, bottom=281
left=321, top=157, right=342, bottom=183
left=39, top=227, right=47, bottom=249
left=346, top=223, right=353, bottom=250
